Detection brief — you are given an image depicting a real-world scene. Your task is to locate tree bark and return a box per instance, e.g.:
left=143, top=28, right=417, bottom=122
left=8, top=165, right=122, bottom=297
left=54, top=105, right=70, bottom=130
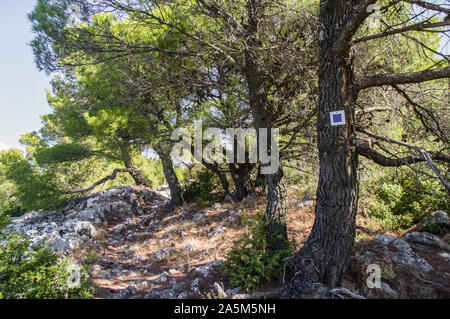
left=229, top=163, right=251, bottom=201
left=244, top=0, right=288, bottom=249
left=287, top=0, right=360, bottom=295
left=123, top=160, right=150, bottom=187
left=159, top=152, right=183, bottom=207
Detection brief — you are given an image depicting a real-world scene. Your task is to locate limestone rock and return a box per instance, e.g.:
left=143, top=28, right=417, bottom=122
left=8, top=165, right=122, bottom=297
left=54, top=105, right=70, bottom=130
left=208, top=225, right=226, bottom=238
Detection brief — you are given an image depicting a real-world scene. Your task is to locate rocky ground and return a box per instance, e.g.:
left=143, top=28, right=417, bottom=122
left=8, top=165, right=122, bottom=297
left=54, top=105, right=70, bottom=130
left=4, top=185, right=450, bottom=299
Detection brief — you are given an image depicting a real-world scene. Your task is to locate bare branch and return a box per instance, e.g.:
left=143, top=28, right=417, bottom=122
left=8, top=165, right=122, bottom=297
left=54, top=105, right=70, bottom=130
left=353, top=20, right=450, bottom=44
left=355, top=67, right=450, bottom=91
left=402, top=1, right=450, bottom=15
left=355, top=129, right=450, bottom=189
left=355, top=136, right=450, bottom=166
left=333, top=0, right=377, bottom=56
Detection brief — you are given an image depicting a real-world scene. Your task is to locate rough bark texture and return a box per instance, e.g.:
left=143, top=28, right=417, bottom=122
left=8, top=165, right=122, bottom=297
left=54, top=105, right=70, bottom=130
left=159, top=152, right=183, bottom=207
left=202, top=161, right=232, bottom=198
left=244, top=0, right=288, bottom=248
left=229, top=163, right=251, bottom=201
left=152, top=138, right=184, bottom=208
left=287, top=0, right=360, bottom=295
left=123, top=160, right=150, bottom=187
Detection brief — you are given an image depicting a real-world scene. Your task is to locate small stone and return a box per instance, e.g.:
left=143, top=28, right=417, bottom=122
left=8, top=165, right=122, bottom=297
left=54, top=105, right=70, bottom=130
left=225, top=287, right=242, bottom=296
left=152, top=272, right=168, bottom=283
left=74, top=221, right=97, bottom=238
left=194, top=260, right=224, bottom=277
left=193, top=213, right=205, bottom=222
left=168, top=269, right=177, bottom=275
left=197, top=251, right=207, bottom=259
left=213, top=282, right=228, bottom=299
left=177, top=292, right=188, bottom=299
left=190, top=278, right=201, bottom=293
left=126, top=285, right=137, bottom=295
left=438, top=251, right=450, bottom=260
left=208, top=225, right=226, bottom=238
left=154, top=247, right=174, bottom=260
left=225, top=216, right=235, bottom=222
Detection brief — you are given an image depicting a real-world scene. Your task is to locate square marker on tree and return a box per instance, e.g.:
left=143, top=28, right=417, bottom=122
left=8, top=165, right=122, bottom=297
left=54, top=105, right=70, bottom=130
left=330, top=110, right=346, bottom=126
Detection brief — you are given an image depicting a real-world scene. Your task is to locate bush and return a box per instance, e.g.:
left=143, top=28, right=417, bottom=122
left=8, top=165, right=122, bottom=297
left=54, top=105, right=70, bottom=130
left=367, top=170, right=449, bottom=232
left=0, top=231, right=93, bottom=299
left=182, top=169, right=219, bottom=202
left=220, top=212, right=293, bottom=291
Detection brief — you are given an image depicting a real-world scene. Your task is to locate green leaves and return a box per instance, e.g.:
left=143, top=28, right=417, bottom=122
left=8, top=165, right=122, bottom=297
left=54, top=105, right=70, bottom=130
left=220, top=212, right=293, bottom=291
left=367, top=169, right=449, bottom=232
left=34, top=143, right=93, bottom=166
left=0, top=232, right=93, bottom=299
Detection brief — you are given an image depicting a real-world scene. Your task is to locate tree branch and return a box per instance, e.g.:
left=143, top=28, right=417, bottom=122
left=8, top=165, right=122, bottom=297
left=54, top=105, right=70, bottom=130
left=355, top=129, right=450, bottom=189
left=402, top=1, right=450, bottom=15
left=355, top=136, right=450, bottom=166
left=353, top=20, right=450, bottom=44
left=65, top=168, right=133, bottom=195
left=355, top=67, right=450, bottom=91
left=333, top=0, right=378, bottom=56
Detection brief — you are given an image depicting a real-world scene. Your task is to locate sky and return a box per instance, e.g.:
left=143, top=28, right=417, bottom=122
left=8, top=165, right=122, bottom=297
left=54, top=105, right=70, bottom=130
left=0, top=0, right=52, bottom=151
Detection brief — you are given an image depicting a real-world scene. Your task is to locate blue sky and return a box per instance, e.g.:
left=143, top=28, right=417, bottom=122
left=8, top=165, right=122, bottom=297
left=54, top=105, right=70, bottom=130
left=0, top=1, right=52, bottom=151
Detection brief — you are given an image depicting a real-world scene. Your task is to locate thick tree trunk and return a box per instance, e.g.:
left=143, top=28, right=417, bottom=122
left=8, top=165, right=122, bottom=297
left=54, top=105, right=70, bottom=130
left=287, top=0, right=360, bottom=295
left=202, top=161, right=232, bottom=197
left=265, top=167, right=289, bottom=249
left=229, top=163, right=251, bottom=202
left=160, top=152, right=183, bottom=207
left=123, top=161, right=150, bottom=187
left=244, top=0, right=288, bottom=249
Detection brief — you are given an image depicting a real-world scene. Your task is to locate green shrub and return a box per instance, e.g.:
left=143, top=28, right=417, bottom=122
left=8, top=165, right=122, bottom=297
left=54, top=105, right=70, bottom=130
left=220, top=212, right=293, bottom=291
left=367, top=170, right=449, bottom=231
left=0, top=212, right=9, bottom=231
left=182, top=169, right=218, bottom=202
left=0, top=232, right=93, bottom=299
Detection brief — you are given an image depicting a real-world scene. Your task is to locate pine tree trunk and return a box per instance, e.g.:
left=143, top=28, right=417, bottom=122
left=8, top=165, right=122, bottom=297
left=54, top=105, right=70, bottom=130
left=124, top=162, right=150, bottom=187
left=229, top=163, right=251, bottom=202
left=155, top=151, right=182, bottom=208
left=243, top=0, right=288, bottom=248
left=287, top=0, right=359, bottom=295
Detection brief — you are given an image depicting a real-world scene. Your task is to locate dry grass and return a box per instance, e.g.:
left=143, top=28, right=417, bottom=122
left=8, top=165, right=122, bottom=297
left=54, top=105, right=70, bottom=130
left=80, top=187, right=433, bottom=299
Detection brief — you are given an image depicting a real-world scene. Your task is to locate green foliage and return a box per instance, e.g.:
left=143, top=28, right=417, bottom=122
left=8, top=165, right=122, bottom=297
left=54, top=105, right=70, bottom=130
left=0, top=212, right=9, bottom=231
left=0, top=150, right=26, bottom=216
left=220, top=212, right=293, bottom=291
left=182, top=169, right=219, bottom=202
left=35, top=144, right=92, bottom=166
left=0, top=149, right=67, bottom=212
left=83, top=251, right=99, bottom=265
left=0, top=232, right=92, bottom=299
left=367, top=169, right=449, bottom=232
